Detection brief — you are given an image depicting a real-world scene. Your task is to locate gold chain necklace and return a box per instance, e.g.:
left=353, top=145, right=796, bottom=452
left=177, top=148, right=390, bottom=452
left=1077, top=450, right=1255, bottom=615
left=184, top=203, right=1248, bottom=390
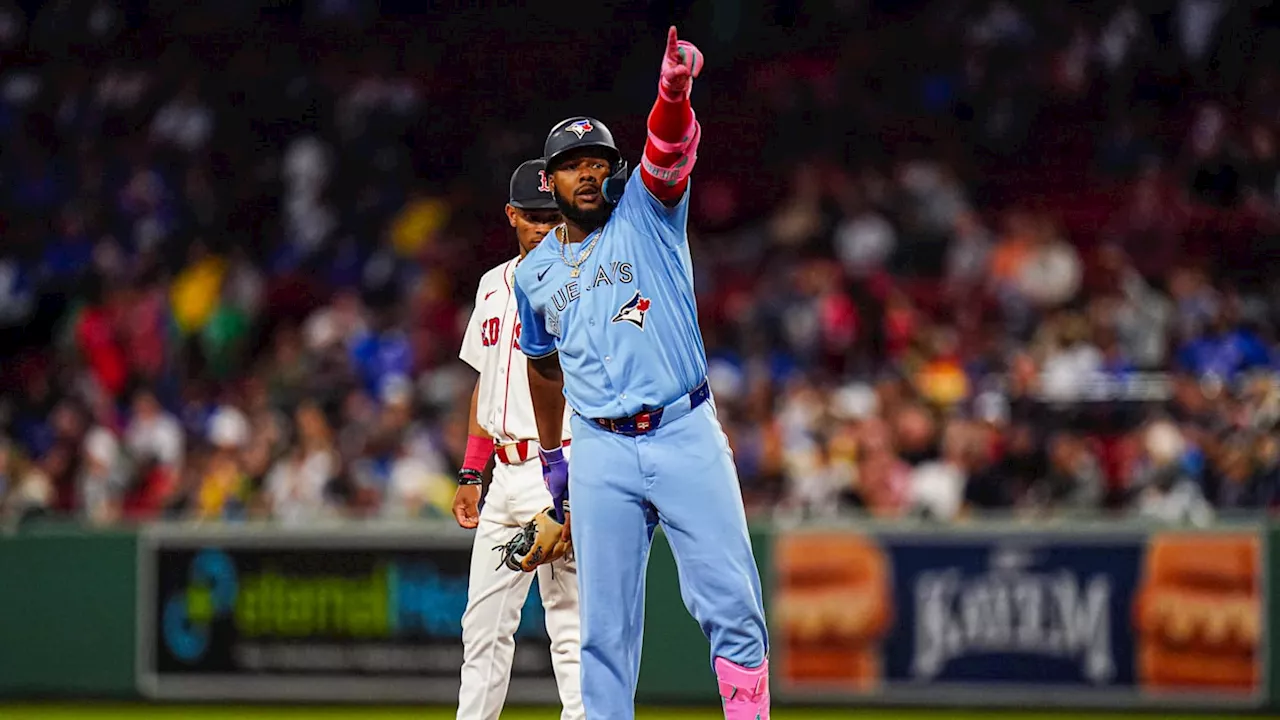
left=557, top=224, right=603, bottom=278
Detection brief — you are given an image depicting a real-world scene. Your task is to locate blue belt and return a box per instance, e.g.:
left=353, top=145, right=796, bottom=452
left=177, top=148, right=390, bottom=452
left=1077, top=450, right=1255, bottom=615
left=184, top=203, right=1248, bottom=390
left=589, top=379, right=711, bottom=437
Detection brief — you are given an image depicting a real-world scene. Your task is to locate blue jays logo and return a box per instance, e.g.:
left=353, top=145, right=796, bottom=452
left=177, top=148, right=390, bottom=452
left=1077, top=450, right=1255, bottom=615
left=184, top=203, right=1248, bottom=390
left=565, top=119, right=593, bottom=139
left=611, top=290, right=651, bottom=330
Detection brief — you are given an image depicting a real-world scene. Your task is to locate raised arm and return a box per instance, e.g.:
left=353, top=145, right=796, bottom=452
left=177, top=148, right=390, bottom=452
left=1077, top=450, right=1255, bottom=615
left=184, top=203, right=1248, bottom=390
left=640, top=26, right=704, bottom=207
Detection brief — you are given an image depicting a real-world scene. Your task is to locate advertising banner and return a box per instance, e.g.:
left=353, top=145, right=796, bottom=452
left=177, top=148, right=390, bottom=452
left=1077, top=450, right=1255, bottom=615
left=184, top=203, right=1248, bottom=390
left=772, top=526, right=1267, bottom=709
left=136, top=525, right=558, bottom=702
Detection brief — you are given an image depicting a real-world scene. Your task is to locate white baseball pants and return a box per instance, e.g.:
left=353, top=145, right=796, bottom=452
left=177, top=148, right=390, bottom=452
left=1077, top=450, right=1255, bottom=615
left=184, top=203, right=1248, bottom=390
left=456, top=457, right=583, bottom=720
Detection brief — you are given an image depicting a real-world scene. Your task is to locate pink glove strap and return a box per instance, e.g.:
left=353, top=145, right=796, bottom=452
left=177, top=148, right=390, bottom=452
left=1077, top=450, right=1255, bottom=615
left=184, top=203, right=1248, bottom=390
left=463, top=434, right=491, bottom=473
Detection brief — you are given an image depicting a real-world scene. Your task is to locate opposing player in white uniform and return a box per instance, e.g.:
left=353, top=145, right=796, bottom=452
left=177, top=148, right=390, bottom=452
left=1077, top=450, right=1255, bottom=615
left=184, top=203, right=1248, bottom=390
left=454, top=159, right=583, bottom=720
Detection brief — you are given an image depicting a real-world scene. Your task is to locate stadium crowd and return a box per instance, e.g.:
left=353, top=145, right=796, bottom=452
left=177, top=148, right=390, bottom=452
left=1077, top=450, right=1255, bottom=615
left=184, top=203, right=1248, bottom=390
left=1, top=0, right=1279, bottom=529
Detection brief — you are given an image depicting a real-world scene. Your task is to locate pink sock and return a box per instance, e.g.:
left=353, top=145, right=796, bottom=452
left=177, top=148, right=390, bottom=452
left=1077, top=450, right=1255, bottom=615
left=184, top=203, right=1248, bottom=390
left=715, top=657, right=770, bottom=720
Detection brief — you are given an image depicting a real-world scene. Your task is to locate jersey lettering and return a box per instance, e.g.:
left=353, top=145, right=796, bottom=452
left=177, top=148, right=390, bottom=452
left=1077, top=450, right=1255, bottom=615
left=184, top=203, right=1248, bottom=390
left=462, top=257, right=572, bottom=445
left=589, top=261, right=634, bottom=290
left=552, top=281, right=581, bottom=312
left=550, top=262, right=639, bottom=310
left=481, top=317, right=501, bottom=347
left=511, top=174, right=701, bottom=420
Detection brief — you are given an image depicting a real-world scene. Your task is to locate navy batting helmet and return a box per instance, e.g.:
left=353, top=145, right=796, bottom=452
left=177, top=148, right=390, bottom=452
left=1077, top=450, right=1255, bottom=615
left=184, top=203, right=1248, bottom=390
left=543, top=116, right=629, bottom=204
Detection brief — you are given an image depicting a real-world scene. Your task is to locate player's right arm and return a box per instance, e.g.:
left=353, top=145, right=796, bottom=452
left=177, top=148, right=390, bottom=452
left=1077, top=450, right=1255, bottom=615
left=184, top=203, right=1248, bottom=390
left=612, top=26, right=702, bottom=250
left=514, top=278, right=565, bottom=450
left=453, top=380, right=488, bottom=529
left=640, top=26, right=703, bottom=206
left=454, top=282, right=493, bottom=529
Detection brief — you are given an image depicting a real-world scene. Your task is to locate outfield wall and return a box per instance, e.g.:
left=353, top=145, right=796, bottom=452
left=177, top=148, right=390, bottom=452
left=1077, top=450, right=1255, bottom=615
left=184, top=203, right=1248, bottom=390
left=0, top=519, right=1272, bottom=711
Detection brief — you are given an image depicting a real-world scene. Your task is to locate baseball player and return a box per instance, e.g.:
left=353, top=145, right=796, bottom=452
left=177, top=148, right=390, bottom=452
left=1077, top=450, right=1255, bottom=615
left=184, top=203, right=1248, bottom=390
left=454, top=159, right=583, bottom=720
left=511, top=27, right=771, bottom=719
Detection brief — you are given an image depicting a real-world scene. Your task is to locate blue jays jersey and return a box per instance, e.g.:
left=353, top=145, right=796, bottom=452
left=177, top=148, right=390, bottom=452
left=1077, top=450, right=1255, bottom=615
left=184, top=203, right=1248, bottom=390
left=514, top=175, right=706, bottom=420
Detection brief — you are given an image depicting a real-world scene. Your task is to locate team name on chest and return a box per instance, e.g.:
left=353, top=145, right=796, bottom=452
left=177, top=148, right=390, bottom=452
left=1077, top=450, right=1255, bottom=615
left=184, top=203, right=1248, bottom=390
left=550, top=261, right=634, bottom=311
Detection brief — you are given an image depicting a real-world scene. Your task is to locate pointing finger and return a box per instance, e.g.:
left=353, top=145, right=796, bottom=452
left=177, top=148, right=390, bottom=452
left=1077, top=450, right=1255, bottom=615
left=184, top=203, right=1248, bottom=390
left=667, top=26, right=678, bottom=57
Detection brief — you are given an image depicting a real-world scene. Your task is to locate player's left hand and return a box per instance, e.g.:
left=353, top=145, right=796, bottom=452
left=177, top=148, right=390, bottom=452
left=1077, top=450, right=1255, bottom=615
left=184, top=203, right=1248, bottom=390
left=659, top=25, right=704, bottom=100
left=539, top=446, right=569, bottom=523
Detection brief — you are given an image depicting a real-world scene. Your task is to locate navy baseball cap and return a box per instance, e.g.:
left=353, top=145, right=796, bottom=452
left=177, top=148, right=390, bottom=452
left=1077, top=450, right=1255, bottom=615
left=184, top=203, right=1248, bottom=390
left=508, top=159, right=558, bottom=210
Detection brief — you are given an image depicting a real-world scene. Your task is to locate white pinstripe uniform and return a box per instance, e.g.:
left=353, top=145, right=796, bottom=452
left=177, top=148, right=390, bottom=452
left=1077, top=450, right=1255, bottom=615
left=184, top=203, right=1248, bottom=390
left=456, top=257, right=582, bottom=720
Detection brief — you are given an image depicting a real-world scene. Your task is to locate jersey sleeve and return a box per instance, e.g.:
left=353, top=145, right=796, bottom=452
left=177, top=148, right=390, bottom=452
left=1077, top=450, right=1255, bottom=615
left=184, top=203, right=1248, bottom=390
left=458, top=288, right=486, bottom=372
left=514, top=277, right=557, bottom=359
left=614, top=172, right=691, bottom=249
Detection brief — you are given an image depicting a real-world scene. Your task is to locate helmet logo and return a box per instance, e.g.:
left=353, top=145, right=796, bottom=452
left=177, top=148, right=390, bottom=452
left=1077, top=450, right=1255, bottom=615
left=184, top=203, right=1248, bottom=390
left=565, top=119, right=594, bottom=139
left=538, top=170, right=551, bottom=192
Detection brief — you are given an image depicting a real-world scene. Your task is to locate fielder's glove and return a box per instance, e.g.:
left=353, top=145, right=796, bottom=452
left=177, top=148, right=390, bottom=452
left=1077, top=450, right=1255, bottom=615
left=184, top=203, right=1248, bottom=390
left=494, top=504, right=573, bottom=573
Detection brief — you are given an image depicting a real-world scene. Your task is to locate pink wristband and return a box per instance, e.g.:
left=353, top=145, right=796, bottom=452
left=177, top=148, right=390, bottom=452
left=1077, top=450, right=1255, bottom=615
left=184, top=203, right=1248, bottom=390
left=463, top=434, right=491, bottom=473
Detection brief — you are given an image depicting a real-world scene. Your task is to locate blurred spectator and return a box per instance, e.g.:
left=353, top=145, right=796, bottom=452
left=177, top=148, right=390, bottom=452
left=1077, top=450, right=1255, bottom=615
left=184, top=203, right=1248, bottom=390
left=834, top=189, right=896, bottom=278
left=0, top=444, right=54, bottom=526
left=1129, top=420, right=1215, bottom=526
left=194, top=406, right=252, bottom=521
left=1181, top=102, right=1241, bottom=207
left=943, top=210, right=994, bottom=297
left=124, top=388, right=184, bottom=474
left=264, top=401, right=339, bottom=525
left=78, top=425, right=125, bottom=526
left=149, top=79, right=213, bottom=154
left=1241, top=123, right=1280, bottom=212
left=1175, top=303, right=1270, bottom=382
left=1024, top=433, right=1104, bottom=514
left=910, top=419, right=974, bottom=521
left=1036, top=313, right=1104, bottom=400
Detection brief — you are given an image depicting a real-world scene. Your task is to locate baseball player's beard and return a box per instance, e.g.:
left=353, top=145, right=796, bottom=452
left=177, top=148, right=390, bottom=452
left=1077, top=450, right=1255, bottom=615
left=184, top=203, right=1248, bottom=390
left=553, top=186, right=613, bottom=234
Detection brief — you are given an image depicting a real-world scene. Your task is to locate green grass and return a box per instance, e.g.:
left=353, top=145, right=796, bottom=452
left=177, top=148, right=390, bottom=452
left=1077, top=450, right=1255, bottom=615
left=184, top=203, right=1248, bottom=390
left=0, top=706, right=1262, bottom=720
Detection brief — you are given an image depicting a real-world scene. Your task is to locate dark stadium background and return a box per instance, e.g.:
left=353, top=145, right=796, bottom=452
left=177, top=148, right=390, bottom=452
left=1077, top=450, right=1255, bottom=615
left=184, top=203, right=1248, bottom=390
left=0, top=0, right=1278, bottom=717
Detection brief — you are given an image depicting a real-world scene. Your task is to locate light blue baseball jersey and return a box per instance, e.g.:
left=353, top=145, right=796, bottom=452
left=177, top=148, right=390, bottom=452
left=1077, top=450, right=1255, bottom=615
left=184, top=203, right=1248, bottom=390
left=513, top=174, right=706, bottom=420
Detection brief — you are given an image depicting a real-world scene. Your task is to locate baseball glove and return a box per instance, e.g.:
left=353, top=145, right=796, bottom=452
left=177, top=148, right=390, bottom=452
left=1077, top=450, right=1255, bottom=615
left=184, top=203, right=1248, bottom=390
left=494, top=506, right=572, bottom=573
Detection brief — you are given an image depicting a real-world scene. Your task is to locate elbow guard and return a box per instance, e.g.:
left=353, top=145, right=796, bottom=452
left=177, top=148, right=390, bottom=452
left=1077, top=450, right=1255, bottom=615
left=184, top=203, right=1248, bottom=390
left=642, top=112, right=701, bottom=186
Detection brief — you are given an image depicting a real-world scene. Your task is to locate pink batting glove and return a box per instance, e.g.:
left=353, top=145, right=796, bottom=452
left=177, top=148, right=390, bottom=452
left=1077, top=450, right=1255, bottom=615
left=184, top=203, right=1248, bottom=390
left=659, top=26, right=704, bottom=101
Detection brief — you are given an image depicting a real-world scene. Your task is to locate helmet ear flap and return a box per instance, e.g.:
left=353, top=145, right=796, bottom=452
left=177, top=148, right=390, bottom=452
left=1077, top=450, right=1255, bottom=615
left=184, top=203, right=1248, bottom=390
left=603, top=159, right=629, bottom=205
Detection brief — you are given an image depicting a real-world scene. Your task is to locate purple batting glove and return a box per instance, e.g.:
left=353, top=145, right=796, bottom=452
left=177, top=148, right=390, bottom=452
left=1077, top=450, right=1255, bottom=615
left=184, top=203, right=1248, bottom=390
left=539, top=446, right=569, bottom=523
